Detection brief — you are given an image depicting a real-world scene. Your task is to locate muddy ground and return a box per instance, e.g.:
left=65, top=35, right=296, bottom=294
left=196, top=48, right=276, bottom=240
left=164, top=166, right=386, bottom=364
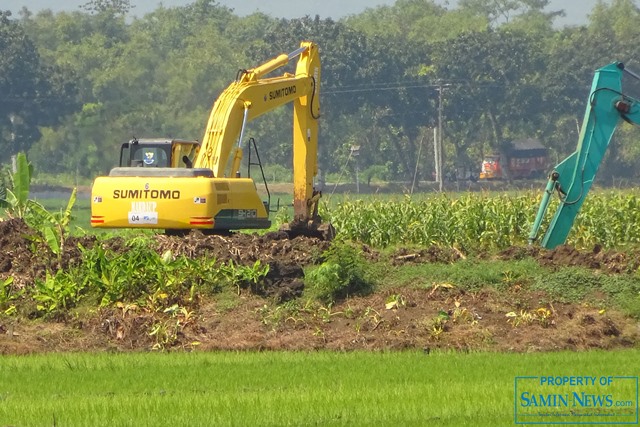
left=0, top=218, right=638, bottom=354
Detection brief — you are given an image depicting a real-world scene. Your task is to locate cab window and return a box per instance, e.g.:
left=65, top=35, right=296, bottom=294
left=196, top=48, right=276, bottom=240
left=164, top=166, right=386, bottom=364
left=131, top=146, right=169, bottom=167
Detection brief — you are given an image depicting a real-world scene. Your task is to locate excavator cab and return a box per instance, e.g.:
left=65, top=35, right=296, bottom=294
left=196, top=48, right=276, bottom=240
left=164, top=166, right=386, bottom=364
left=119, top=139, right=200, bottom=168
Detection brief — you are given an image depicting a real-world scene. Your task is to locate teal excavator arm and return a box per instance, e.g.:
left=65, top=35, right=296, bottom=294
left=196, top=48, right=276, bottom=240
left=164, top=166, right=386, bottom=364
left=528, top=62, right=640, bottom=249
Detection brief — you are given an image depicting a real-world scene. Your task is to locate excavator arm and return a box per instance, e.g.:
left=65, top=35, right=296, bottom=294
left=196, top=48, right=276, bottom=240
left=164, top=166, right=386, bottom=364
left=529, top=62, right=640, bottom=249
left=195, top=41, right=321, bottom=224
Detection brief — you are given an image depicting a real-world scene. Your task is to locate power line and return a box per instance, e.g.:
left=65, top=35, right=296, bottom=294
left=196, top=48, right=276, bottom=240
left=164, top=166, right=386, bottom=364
left=324, top=83, right=442, bottom=95
left=322, top=80, right=587, bottom=95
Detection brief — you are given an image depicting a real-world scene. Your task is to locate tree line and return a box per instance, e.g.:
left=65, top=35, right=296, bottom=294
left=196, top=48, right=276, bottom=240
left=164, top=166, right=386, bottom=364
left=2, top=0, right=640, bottom=185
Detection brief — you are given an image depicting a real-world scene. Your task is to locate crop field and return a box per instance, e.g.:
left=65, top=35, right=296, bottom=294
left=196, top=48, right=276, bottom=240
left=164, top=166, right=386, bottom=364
left=29, top=187, right=640, bottom=249
left=327, top=191, right=640, bottom=249
left=2, top=179, right=640, bottom=425
left=2, top=350, right=639, bottom=427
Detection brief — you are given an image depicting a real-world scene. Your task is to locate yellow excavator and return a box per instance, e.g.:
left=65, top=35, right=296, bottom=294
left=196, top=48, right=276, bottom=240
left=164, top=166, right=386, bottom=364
left=91, top=41, right=330, bottom=238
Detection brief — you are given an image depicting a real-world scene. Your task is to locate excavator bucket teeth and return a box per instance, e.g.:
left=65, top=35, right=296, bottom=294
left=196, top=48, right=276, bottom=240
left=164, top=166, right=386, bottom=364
left=279, top=221, right=335, bottom=241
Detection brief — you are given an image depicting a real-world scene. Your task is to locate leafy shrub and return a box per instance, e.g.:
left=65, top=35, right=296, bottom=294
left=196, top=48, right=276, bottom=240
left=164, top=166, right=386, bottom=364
left=304, top=239, right=375, bottom=304
left=33, top=270, right=87, bottom=315
left=79, top=237, right=222, bottom=307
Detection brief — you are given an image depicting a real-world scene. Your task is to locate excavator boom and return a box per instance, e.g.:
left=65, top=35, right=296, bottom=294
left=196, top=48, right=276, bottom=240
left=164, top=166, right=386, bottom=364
left=195, top=42, right=320, bottom=224
left=529, top=62, right=640, bottom=248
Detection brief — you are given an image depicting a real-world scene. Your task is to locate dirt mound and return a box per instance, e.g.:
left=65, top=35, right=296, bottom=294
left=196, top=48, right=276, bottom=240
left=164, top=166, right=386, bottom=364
left=0, top=218, right=96, bottom=288
left=152, top=231, right=331, bottom=302
left=0, top=218, right=33, bottom=274
left=498, top=244, right=639, bottom=273
left=539, top=244, right=638, bottom=273
left=0, top=218, right=55, bottom=286
left=0, top=219, right=639, bottom=354
left=153, top=230, right=330, bottom=266
left=1, top=286, right=637, bottom=354
left=0, top=219, right=328, bottom=290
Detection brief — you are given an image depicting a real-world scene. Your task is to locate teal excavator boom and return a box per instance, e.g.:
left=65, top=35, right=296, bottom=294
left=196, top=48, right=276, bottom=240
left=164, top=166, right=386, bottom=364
left=529, top=62, right=640, bottom=249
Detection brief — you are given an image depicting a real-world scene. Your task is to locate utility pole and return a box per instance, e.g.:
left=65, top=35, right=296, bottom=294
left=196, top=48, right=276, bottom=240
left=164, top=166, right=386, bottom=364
left=433, top=128, right=439, bottom=188
left=350, top=145, right=360, bottom=194
left=436, top=83, right=446, bottom=192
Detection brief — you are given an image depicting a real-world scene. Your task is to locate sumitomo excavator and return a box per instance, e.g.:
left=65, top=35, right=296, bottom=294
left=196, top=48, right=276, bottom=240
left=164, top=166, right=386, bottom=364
left=91, top=41, right=331, bottom=238
left=529, top=62, right=640, bottom=249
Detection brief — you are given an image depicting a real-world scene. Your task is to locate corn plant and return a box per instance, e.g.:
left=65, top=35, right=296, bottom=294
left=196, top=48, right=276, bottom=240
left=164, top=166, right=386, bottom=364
left=327, top=191, right=640, bottom=250
left=426, top=311, right=450, bottom=340
left=451, top=299, right=475, bottom=324
left=257, top=300, right=306, bottom=330
left=385, top=294, right=406, bottom=310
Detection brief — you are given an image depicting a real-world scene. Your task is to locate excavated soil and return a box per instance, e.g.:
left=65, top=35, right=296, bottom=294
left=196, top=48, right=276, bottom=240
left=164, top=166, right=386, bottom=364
left=0, top=218, right=638, bottom=354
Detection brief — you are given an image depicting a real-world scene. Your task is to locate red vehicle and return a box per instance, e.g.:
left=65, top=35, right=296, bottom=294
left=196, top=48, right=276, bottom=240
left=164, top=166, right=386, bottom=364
left=479, top=138, right=548, bottom=180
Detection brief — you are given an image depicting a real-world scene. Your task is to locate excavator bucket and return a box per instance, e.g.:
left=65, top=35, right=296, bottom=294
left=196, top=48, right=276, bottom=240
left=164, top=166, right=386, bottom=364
left=280, top=219, right=335, bottom=241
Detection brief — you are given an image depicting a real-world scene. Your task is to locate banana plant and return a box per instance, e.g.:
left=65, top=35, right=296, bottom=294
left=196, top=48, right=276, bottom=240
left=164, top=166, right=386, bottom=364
left=0, top=152, right=33, bottom=218
left=27, top=188, right=77, bottom=256
left=0, top=152, right=76, bottom=257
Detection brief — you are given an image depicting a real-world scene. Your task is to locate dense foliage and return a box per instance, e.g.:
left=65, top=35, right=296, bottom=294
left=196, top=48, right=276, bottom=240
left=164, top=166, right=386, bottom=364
left=2, top=0, right=640, bottom=183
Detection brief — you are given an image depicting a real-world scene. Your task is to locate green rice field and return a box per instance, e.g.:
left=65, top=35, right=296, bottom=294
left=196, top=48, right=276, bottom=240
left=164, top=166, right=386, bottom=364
left=0, top=350, right=638, bottom=426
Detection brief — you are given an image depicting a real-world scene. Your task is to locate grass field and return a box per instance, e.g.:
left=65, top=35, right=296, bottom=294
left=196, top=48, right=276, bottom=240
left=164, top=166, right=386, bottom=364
left=0, top=350, right=638, bottom=426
